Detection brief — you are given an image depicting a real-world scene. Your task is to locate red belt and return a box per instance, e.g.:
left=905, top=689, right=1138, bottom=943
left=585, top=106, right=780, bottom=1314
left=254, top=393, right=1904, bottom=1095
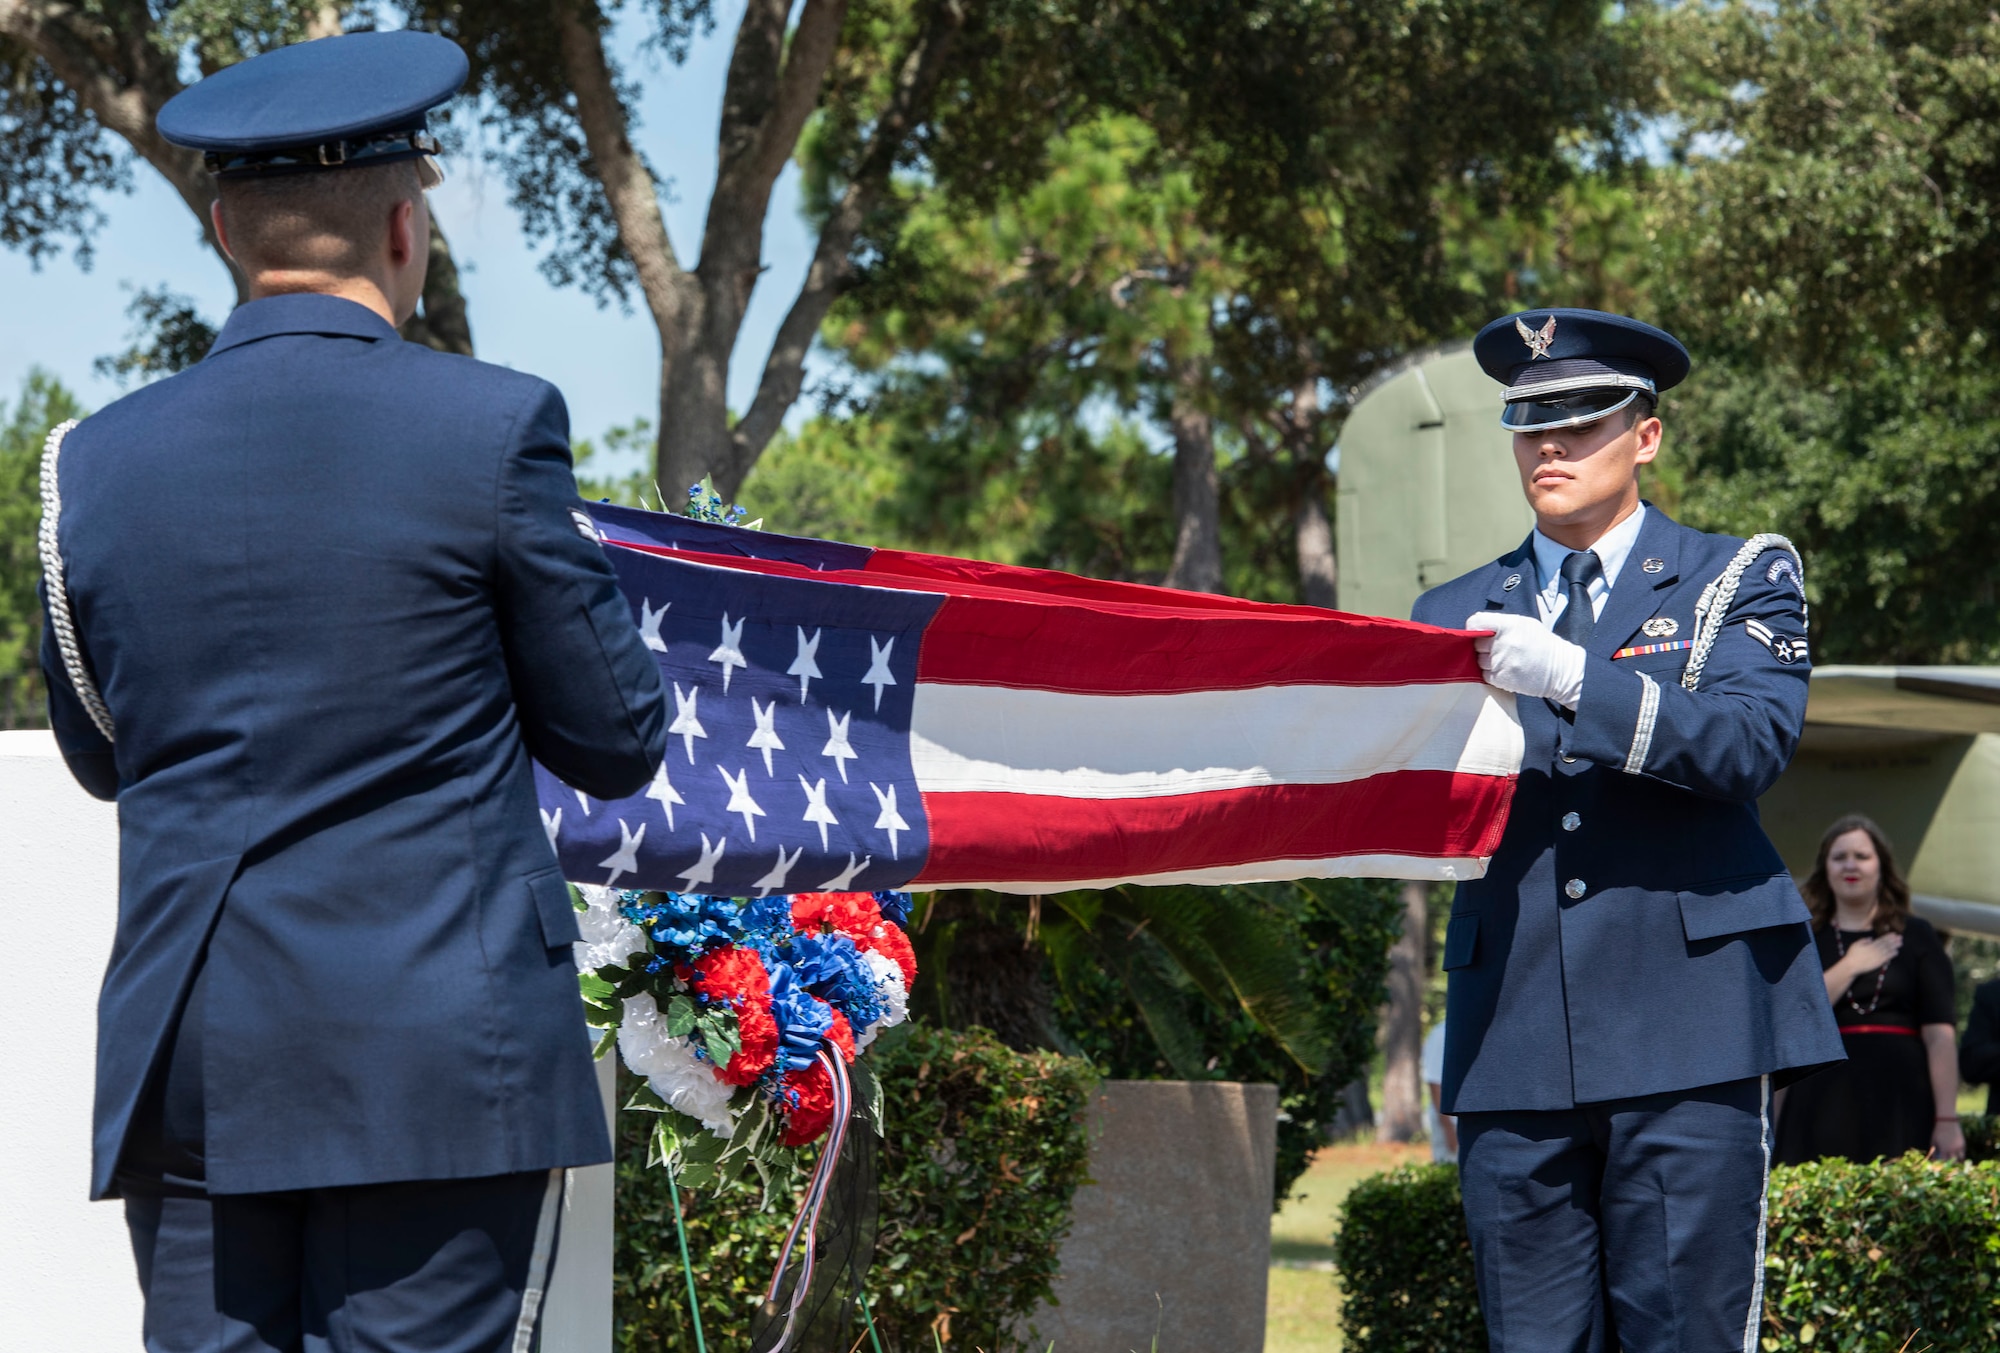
left=1839, top=1024, right=1918, bottom=1037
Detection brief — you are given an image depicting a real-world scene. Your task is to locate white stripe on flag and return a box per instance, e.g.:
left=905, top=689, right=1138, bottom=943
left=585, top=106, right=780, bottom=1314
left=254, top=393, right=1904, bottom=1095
left=940, top=851, right=1491, bottom=892
left=910, top=681, right=1521, bottom=799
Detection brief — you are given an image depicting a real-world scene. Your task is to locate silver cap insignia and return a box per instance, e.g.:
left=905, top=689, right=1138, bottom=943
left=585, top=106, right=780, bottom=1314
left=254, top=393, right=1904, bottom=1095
left=1514, top=314, right=1558, bottom=360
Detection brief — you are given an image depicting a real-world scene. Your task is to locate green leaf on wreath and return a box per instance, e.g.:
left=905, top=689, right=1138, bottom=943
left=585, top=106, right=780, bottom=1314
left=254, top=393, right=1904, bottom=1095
left=666, top=993, right=697, bottom=1038
left=852, top=1054, right=886, bottom=1139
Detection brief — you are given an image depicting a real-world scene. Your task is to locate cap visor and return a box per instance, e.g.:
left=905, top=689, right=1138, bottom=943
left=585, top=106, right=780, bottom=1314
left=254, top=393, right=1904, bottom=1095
left=1501, top=389, right=1638, bottom=433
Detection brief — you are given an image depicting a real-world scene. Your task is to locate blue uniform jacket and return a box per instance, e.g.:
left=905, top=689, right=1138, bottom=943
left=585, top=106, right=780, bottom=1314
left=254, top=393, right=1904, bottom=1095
left=1413, top=507, right=1843, bottom=1113
left=41, top=295, right=669, bottom=1198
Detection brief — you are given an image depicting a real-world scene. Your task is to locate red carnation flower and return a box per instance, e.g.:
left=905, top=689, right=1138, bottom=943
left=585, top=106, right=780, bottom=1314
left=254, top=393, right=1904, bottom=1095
left=693, top=946, right=778, bottom=1086
left=790, top=891, right=881, bottom=943
left=779, top=1061, right=836, bottom=1146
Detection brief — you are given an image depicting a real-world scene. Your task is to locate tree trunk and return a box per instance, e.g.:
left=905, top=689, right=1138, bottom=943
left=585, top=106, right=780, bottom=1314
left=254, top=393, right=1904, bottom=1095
left=1295, top=483, right=1338, bottom=608
left=914, top=893, right=1061, bottom=1053
left=1376, top=881, right=1427, bottom=1143
left=1163, top=354, right=1223, bottom=594
left=1330, top=1076, right=1374, bottom=1138
left=398, top=215, right=476, bottom=355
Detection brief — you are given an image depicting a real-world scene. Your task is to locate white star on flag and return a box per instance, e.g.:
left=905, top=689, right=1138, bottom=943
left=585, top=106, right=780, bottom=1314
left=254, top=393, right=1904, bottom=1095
left=862, top=636, right=896, bottom=711
left=822, top=709, right=858, bottom=783
left=819, top=852, right=872, bottom=891
left=678, top=832, right=727, bottom=891
left=638, top=598, right=669, bottom=652
left=645, top=760, right=684, bottom=829
left=752, top=845, right=803, bottom=897
left=747, top=698, right=786, bottom=775
left=708, top=615, right=748, bottom=694
left=669, top=682, right=707, bottom=763
left=798, top=774, right=839, bottom=850
left=788, top=627, right=823, bottom=702
left=540, top=806, right=562, bottom=850
left=719, top=765, right=767, bottom=840
left=600, top=818, right=646, bottom=888
left=575, top=789, right=592, bottom=813
left=870, top=782, right=911, bottom=858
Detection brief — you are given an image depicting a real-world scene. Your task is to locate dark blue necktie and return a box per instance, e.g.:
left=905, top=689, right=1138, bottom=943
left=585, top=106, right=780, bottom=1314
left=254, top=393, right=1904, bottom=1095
left=1555, top=550, right=1603, bottom=646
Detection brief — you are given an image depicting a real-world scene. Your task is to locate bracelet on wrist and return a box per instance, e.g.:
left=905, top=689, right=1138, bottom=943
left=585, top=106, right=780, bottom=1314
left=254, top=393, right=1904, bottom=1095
left=1936, top=1115, right=1960, bottom=1123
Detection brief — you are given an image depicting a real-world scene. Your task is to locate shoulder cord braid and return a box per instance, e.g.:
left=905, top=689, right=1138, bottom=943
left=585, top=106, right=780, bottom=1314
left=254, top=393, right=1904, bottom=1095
left=1682, top=533, right=1806, bottom=693
left=37, top=419, right=116, bottom=743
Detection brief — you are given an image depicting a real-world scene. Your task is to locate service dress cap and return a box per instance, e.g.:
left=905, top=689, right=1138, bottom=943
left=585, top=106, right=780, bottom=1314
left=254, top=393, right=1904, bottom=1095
left=157, top=31, right=468, bottom=180
left=1473, top=308, right=1691, bottom=433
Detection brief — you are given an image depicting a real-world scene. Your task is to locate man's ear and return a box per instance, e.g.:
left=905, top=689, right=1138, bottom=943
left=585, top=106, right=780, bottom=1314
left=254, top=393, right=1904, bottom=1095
left=209, top=199, right=236, bottom=263
left=388, top=198, right=418, bottom=268
left=1632, top=415, right=1663, bottom=465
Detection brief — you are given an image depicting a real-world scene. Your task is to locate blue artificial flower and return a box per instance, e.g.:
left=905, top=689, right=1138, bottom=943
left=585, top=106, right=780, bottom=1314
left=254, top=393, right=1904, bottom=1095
left=737, top=894, right=795, bottom=950
left=618, top=890, right=744, bottom=963
left=789, top=931, right=885, bottom=1031
left=765, top=962, right=835, bottom=1072
left=873, top=891, right=914, bottom=927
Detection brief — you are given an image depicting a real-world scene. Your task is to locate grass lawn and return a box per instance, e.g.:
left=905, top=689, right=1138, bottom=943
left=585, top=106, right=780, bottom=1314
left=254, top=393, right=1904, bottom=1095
left=1265, top=1141, right=1431, bottom=1352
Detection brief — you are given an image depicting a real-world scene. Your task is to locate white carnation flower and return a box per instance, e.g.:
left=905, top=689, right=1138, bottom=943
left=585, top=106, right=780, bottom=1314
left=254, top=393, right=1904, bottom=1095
left=855, top=949, right=910, bottom=1051
left=572, top=885, right=649, bottom=974
left=617, top=992, right=737, bottom=1136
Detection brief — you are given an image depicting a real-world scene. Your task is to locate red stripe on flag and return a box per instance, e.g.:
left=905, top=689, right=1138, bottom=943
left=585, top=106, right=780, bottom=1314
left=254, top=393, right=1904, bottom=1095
left=608, top=540, right=1484, bottom=694
left=916, top=594, right=1479, bottom=693
left=912, top=771, right=1515, bottom=887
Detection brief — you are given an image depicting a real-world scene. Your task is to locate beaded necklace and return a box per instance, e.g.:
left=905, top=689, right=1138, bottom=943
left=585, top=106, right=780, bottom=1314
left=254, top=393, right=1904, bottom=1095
left=1833, top=911, right=1891, bottom=1016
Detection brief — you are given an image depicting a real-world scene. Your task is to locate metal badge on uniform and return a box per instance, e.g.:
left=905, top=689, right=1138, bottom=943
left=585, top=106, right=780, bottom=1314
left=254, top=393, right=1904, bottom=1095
left=1641, top=557, right=1665, bottom=574
left=1641, top=617, right=1678, bottom=638
left=1502, top=573, right=1522, bottom=592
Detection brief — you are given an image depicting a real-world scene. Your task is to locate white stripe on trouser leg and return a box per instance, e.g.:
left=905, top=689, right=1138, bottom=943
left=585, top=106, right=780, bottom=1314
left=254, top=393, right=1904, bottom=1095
left=512, top=1169, right=568, bottom=1353
left=1742, top=1074, right=1771, bottom=1353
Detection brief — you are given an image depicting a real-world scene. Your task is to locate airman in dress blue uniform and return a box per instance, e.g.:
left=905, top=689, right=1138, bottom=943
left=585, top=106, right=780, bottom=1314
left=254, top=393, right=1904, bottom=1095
left=1412, top=309, right=1844, bottom=1353
left=38, top=32, right=668, bottom=1352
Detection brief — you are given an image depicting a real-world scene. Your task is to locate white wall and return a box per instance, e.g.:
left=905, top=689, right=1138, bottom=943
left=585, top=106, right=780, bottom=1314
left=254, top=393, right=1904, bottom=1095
left=0, top=730, right=612, bottom=1350
left=0, top=730, right=142, bottom=1348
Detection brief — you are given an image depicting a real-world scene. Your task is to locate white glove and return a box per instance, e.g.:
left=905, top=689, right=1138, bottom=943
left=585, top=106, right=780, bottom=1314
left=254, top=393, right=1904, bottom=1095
left=1464, top=613, right=1587, bottom=709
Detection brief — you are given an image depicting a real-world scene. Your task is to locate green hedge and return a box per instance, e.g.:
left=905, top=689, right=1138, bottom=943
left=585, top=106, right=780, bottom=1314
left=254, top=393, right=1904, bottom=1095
left=1336, top=1126, right=2000, bottom=1353
left=615, top=1024, right=1098, bottom=1351
left=1333, top=1165, right=1486, bottom=1353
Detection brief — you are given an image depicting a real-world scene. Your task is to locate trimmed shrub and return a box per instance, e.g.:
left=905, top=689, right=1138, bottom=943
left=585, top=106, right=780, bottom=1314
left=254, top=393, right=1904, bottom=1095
left=1761, top=1155, right=2000, bottom=1351
left=1334, top=1156, right=2000, bottom=1353
left=615, top=1023, right=1097, bottom=1351
left=1333, top=1164, right=1485, bottom=1353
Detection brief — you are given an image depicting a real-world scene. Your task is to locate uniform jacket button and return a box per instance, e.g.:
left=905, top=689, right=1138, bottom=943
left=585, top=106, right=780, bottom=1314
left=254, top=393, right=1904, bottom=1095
left=1565, top=878, right=1587, bottom=899
left=1561, top=753, right=1576, bottom=763
left=1562, top=812, right=1581, bottom=831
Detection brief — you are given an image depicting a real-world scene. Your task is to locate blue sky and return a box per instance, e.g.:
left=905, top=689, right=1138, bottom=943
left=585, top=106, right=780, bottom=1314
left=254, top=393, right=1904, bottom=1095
left=0, top=2, right=821, bottom=474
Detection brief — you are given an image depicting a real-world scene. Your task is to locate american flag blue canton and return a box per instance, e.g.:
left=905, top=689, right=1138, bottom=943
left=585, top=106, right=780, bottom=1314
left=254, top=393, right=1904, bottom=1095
left=534, top=544, right=941, bottom=897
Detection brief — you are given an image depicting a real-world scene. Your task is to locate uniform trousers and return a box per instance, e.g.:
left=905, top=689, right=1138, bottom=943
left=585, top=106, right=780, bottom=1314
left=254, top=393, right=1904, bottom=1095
left=118, top=961, right=568, bottom=1353
left=1457, top=1075, right=1771, bottom=1353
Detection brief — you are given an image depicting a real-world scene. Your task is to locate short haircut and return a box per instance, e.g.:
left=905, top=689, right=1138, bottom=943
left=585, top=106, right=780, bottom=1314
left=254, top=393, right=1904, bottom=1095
left=1624, top=391, right=1659, bottom=428
left=216, top=160, right=423, bottom=276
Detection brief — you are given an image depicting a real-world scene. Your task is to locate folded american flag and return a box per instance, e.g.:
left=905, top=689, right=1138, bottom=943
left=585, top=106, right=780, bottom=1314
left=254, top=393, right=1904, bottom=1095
left=534, top=502, right=1523, bottom=896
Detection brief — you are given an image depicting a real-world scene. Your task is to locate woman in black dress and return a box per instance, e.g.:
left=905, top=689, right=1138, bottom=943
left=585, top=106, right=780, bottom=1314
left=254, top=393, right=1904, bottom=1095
left=1774, top=814, right=1965, bottom=1164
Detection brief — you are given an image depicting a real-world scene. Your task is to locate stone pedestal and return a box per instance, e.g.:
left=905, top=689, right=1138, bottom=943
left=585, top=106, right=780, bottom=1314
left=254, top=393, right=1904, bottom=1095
left=1031, top=1080, right=1278, bottom=1350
